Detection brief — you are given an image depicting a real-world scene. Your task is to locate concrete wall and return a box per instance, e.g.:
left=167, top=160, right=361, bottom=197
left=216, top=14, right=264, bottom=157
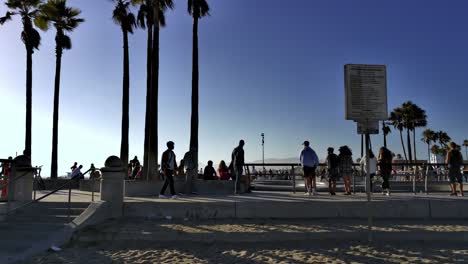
left=79, top=179, right=101, bottom=192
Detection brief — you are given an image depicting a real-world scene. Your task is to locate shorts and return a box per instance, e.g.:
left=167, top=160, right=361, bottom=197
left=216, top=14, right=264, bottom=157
left=328, top=168, right=340, bottom=181
left=303, top=166, right=316, bottom=178
left=449, top=169, right=462, bottom=184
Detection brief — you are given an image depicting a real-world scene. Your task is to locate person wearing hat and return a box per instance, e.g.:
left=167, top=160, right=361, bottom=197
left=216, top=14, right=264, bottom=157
left=159, top=141, right=178, bottom=199
left=300, top=141, right=319, bottom=195
left=326, top=147, right=340, bottom=195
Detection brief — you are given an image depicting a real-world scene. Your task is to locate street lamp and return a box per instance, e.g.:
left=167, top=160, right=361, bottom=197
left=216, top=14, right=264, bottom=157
left=261, top=133, right=265, bottom=169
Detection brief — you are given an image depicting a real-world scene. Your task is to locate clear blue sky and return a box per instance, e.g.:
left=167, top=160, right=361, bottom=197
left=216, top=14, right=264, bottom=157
left=1, top=0, right=467, bottom=176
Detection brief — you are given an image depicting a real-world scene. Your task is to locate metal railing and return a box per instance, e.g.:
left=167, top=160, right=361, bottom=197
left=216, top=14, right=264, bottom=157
left=244, top=162, right=468, bottom=194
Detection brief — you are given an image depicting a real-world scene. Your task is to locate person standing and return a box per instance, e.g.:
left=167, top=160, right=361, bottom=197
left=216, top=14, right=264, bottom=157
left=326, top=147, right=340, bottom=195
left=378, top=147, right=393, bottom=196
left=70, top=162, right=77, bottom=172
left=360, top=150, right=378, bottom=193
left=1, top=157, right=12, bottom=198
left=300, top=141, right=319, bottom=196
left=231, top=140, right=246, bottom=194
left=338, top=146, right=353, bottom=195
left=183, top=147, right=197, bottom=194
left=446, top=142, right=464, bottom=196
left=159, top=141, right=178, bottom=199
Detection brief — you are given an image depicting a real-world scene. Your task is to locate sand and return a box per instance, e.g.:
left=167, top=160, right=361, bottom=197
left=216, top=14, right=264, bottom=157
left=19, top=219, right=468, bottom=264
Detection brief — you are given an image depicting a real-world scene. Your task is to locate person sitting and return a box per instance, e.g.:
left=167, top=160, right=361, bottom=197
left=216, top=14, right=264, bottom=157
left=203, top=160, right=218, bottom=180
left=218, top=160, right=230, bottom=180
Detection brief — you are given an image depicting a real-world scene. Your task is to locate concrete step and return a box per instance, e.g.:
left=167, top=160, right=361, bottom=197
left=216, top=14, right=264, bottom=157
left=5, top=202, right=89, bottom=224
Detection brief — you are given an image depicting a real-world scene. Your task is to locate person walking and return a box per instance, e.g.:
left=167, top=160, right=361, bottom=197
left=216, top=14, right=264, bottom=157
left=231, top=140, right=246, bottom=194
left=338, top=146, right=353, bottom=195
left=300, top=141, right=319, bottom=196
left=360, top=149, right=378, bottom=193
left=446, top=142, right=464, bottom=196
left=378, top=147, right=393, bottom=196
left=159, top=141, right=178, bottom=199
left=326, top=147, right=340, bottom=195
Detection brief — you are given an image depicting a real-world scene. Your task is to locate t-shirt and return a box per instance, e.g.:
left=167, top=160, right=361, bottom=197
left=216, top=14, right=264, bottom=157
left=203, top=166, right=217, bottom=180
left=70, top=168, right=82, bottom=178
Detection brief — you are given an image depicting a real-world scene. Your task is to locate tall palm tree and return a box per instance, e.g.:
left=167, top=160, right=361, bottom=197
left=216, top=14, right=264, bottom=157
left=134, top=0, right=173, bottom=180
left=401, top=101, right=414, bottom=163
left=113, top=0, right=136, bottom=167
left=382, top=121, right=391, bottom=148
left=409, top=103, right=427, bottom=163
left=421, top=129, right=436, bottom=162
left=436, top=131, right=451, bottom=149
left=188, top=0, right=210, bottom=173
left=1, top=0, right=43, bottom=160
left=34, top=0, right=84, bottom=179
left=463, top=139, right=468, bottom=160
left=389, top=108, right=407, bottom=161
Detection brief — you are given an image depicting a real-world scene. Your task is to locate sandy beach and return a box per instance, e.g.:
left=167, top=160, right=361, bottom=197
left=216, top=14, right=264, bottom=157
left=18, top=219, right=468, bottom=264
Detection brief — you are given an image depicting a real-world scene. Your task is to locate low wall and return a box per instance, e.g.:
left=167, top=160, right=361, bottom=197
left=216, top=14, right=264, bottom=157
left=34, top=179, right=79, bottom=190
left=124, top=178, right=246, bottom=197
left=79, top=179, right=101, bottom=192
left=123, top=199, right=468, bottom=220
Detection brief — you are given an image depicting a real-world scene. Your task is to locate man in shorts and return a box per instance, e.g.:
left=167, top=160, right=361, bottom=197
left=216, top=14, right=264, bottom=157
left=300, top=141, right=319, bottom=195
left=326, top=147, right=340, bottom=195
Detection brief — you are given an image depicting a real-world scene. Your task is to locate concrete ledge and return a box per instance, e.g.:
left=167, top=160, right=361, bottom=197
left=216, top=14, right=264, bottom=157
left=430, top=200, right=468, bottom=218
left=124, top=201, right=236, bottom=219
left=0, top=203, right=6, bottom=221
left=68, top=201, right=121, bottom=231
left=79, top=179, right=101, bottom=192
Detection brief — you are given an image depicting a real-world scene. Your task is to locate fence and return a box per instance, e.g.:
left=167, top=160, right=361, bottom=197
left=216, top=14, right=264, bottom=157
left=244, top=162, right=468, bottom=194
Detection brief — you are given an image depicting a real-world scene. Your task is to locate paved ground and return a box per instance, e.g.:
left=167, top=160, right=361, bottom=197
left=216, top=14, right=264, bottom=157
left=18, top=219, right=468, bottom=264
left=34, top=189, right=468, bottom=203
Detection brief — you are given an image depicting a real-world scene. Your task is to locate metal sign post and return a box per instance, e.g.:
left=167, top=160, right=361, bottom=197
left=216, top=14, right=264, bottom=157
left=345, top=64, right=388, bottom=243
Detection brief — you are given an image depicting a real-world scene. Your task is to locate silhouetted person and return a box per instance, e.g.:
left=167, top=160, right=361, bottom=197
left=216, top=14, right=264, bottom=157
left=70, top=165, right=84, bottom=179
left=203, top=160, right=217, bottom=180
left=1, top=157, right=12, bottom=198
left=183, top=147, right=197, bottom=194
left=360, top=150, right=377, bottom=192
left=338, top=146, right=353, bottom=195
left=378, top=147, right=393, bottom=196
left=132, top=157, right=141, bottom=179
left=447, top=142, right=464, bottom=196
left=218, top=160, right=230, bottom=180
left=300, top=141, right=319, bottom=195
left=326, top=147, right=339, bottom=195
left=231, top=140, right=245, bottom=194
left=159, top=141, right=178, bottom=199
left=71, top=162, right=78, bottom=172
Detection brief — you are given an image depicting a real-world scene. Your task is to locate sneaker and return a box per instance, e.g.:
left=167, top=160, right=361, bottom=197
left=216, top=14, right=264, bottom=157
left=386, top=191, right=390, bottom=196
left=159, top=194, right=167, bottom=199
left=331, top=192, right=336, bottom=196
left=312, top=190, right=318, bottom=196
left=171, top=195, right=179, bottom=199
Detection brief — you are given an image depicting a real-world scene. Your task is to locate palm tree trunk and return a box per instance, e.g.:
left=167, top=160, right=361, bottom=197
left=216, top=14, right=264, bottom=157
left=143, top=22, right=153, bottom=180
left=25, top=47, right=33, bottom=159
left=50, top=42, right=62, bottom=179
left=150, top=3, right=160, bottom=179
left=427, top=143, right=430, bottom=162
left=406, top=129, right=413, bottom=164
left=399, top=130, right=407, bottom=161
left=189, top=16, right=199, bottom=170
left=120, top=29, right=130, bottom=167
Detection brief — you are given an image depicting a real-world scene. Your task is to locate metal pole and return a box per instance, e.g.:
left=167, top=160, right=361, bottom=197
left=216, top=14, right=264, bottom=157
left=292, top=165, right=296, bottom=194
left=365, top=133, right=373, bottom=243
left=261, top=133, right=265, bottom=170
left=68, top=180, right=72, bottom=222
left=352, top=165, right=355, bottom=194
left=412, top=167, right=416, bottom=195
left=425, top=164, right=429, bottom=194
left=91, top=175, right=95, bottom=202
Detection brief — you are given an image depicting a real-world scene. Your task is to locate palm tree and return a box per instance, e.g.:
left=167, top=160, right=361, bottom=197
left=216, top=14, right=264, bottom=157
left=463, top=139, right=468, bottom=160
left=134, top=0, right=173, bottom=180
left=1, top=0, right=43, bottom=159
left=188, top=0, right=210, bottom=173
left=401, top=101, right=414, bottom=163
left=112, top=0, right=136, bottom=167
left=382, top=121, right=391, bottom=148
left=409, top=103, right=427, bottom=163
left=34, top=0, right=84, bottom=179
left=436, top=131, right=451, bottom=148
left=389, top=108, right=407, bottom=161
left=421, top=129, right=436, bottom=162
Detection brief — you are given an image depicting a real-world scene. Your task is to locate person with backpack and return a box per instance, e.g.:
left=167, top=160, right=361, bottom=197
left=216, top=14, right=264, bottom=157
left=326, top=147, right=340, bottom=195
left=446, top=142, right=464, bottom=196
left=338, top=146, right=353, bottom=195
